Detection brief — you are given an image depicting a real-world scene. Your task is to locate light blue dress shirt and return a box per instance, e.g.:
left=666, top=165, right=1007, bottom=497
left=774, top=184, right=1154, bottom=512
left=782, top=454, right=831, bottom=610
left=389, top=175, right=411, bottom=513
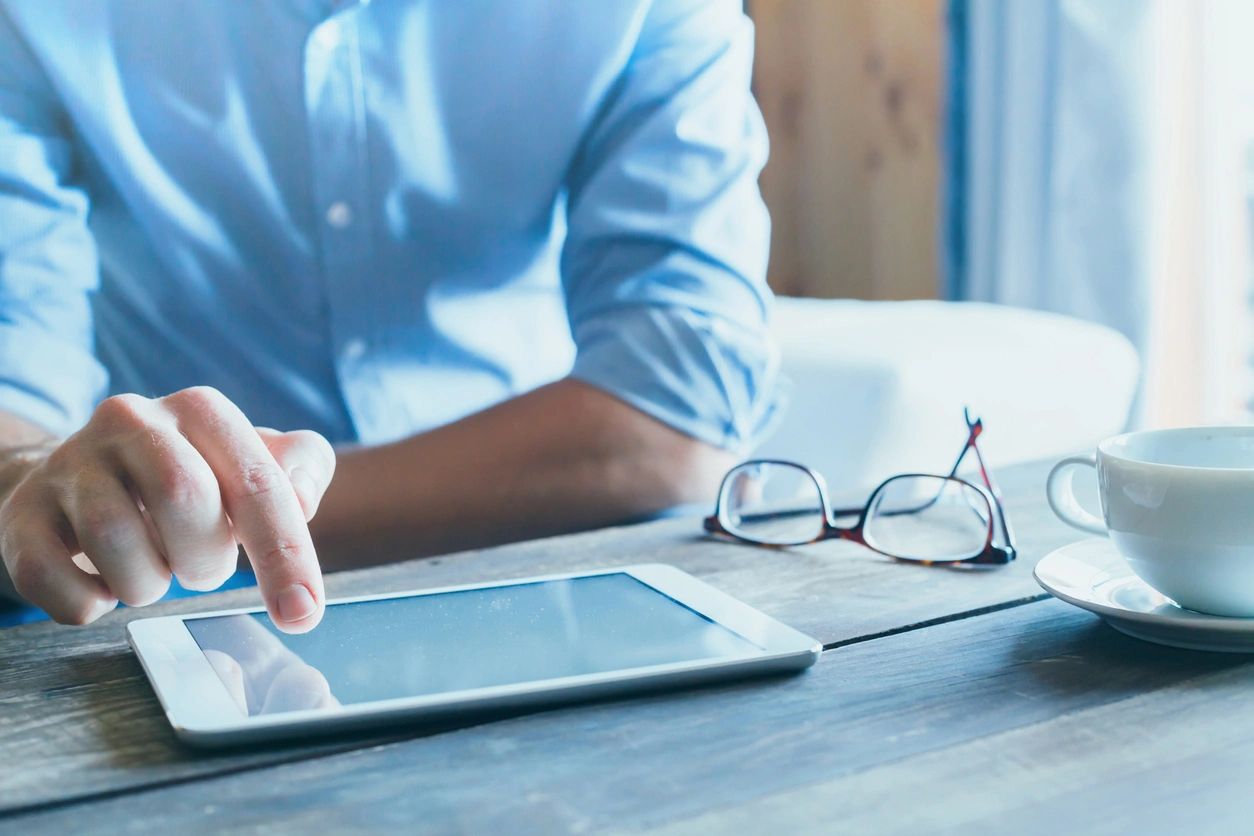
left=0, top=0, right=779, bottom=451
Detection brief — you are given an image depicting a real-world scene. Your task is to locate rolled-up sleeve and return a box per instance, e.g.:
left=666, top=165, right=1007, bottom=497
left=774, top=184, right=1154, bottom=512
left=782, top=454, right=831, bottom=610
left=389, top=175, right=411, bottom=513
left=0, top=11, right=106, bottom=436
left=562, top=0, right=781, bottom=453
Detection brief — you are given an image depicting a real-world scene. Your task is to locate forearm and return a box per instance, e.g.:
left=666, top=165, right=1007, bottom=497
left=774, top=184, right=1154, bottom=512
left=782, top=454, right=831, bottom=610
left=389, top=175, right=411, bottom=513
left=310, top=378, right=734, bottom=570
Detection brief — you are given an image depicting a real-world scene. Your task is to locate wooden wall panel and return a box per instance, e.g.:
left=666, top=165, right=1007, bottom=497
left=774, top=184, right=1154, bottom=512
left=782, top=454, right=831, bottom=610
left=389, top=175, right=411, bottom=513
left=751, top=0, right=944, bottom=300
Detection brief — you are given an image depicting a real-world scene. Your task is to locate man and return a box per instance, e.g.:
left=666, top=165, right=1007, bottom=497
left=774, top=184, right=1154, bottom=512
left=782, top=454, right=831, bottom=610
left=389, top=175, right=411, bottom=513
left=0, top=0, right=778, bottom=631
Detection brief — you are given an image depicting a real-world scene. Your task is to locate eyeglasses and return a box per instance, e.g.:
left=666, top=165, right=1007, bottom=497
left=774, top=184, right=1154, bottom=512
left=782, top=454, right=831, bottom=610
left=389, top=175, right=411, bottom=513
left=703, top=409, right=1017, bottom=566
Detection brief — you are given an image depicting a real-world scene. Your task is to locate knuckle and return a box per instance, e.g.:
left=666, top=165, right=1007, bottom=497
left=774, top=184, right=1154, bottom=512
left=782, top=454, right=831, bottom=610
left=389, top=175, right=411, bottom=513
left=258, top=538, right=306, bottom=570
left=294, top=431, right=336, bottom=474
left=168, top=385, right=229, bottom=415
left=125, top=426, right=214, bottom=508
left=236, top=462, right=286, bottom=500
left=287, top=429, right=330, bottom=452
left=157, top=462, right=212, bottom=510
left=174, top=544, right=239, bottom=591
left=118, top=573, right=171, bottom=609
left=177, top=572, right=233, bottom=593
left=92, top=394, right=150, bottom=430
left=74, top=502, right=122, bottom=543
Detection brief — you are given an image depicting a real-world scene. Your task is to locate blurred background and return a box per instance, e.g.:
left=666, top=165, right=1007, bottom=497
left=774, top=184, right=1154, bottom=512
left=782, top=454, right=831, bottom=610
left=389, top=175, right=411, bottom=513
left=749, top=0, right=1254, bottom=430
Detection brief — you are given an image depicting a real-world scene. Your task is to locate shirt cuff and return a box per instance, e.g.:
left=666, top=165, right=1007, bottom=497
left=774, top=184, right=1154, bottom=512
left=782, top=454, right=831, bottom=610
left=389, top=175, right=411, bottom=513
left=570, top=304, right=786, bottom=453
left=0, top=323, right=105, bottom=436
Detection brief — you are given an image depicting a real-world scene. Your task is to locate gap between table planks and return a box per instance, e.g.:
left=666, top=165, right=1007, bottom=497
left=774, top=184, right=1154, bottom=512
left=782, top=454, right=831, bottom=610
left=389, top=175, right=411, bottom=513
left=653, top=653, right=1254, bottom=835
left=0, top=458, right=1077, bottom=815
left=7, top=599, right=1250, bottom=834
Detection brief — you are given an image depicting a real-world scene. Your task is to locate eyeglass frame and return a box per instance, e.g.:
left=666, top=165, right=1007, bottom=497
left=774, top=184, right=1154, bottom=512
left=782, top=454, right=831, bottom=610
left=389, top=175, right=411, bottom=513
left=702, top=409, right=1017, bottom=567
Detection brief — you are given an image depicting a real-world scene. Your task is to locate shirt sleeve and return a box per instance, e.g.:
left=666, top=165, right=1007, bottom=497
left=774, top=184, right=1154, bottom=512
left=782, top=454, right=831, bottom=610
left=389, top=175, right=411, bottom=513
left=0, top=11, right=106, bottom=437
left=561, top=0, right=783, bottom=453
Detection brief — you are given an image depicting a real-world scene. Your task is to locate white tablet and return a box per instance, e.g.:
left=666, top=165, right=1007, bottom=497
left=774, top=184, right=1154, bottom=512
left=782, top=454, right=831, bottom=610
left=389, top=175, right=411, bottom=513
left=127, top=564, right=821, bottom=747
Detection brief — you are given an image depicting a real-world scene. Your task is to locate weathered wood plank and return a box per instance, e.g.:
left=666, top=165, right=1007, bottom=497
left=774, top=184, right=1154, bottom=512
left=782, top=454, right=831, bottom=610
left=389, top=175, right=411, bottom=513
left=654, top=645, right=1254, bottom=836
left=0, top=458, right=1076, bottom=814
left=7, top=600, right=1246, bottom=833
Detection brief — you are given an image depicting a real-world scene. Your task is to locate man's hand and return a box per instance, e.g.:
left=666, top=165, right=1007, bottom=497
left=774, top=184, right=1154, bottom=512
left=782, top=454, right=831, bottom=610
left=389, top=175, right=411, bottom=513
left=0, top=387, right=335, bottom=631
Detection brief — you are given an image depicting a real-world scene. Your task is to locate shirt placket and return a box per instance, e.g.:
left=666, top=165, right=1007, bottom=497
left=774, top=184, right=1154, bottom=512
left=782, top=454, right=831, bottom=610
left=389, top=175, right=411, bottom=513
left=304, top=4, right=382, bottom=440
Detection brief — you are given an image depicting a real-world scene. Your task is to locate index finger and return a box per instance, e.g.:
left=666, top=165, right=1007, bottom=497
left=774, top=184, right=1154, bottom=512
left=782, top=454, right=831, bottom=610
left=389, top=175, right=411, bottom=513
left=164, top=387, right=324, bottom=632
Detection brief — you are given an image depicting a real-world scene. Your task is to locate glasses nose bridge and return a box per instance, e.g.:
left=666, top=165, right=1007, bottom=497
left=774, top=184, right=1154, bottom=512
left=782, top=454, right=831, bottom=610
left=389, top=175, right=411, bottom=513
left=828, top=519, right=867, bottom=546
left=821, top=499, right=869, bottom=537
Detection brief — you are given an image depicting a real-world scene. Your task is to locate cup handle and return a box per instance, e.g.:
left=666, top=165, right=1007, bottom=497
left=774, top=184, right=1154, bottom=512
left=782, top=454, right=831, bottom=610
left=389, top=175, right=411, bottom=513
left=1046, top=453, right=1107, bottom=535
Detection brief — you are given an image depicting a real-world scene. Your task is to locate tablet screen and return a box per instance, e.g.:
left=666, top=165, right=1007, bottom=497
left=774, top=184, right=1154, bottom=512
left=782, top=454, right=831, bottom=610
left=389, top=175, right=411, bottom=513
left=184, top=573, right=762, bottom=716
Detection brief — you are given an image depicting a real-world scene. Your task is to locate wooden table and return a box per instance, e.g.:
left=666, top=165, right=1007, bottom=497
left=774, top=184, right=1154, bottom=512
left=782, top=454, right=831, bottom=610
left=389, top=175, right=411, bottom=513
left=3, top=458, right=1252, bottom=834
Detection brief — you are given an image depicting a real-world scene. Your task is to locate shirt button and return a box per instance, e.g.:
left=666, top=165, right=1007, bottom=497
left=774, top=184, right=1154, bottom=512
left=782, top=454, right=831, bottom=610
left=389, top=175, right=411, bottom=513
left=343, top=339, right=367, bottom=361
left=326, top=201, right=353, bottom=229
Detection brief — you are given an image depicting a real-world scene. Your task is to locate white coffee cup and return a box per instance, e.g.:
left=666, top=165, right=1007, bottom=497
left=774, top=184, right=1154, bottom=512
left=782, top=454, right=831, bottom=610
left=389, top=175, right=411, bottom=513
left=1047, top=426, right=1254, bottom=617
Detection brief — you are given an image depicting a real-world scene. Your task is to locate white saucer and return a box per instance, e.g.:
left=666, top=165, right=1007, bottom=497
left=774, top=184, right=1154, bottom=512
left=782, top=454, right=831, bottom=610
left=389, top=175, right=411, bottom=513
left=1034, top=539, right=1254, bottom=653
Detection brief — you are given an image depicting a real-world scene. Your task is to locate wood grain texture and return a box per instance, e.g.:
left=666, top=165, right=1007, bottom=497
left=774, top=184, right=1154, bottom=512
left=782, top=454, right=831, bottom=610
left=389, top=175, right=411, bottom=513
left=0, top=458, right=1074, bottom=815
left=9, top=600, right=1247, bottom=834
left=657, top=642, right=1254, bottom=835
left=753, top=0, right=943, bottom=300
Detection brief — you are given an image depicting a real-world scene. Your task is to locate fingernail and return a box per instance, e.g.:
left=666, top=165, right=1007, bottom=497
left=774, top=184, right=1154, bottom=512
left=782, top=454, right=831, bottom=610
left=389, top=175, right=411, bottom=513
left=288, top=467, right=319, bottom=520
left=276, top=583, right=317, bottom=624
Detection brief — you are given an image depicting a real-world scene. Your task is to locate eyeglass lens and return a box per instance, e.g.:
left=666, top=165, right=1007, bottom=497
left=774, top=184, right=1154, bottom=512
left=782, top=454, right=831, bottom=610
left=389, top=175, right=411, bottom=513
left=864, top=476, right=991, bottom=562
left=721, top=462, right=825, bottom=546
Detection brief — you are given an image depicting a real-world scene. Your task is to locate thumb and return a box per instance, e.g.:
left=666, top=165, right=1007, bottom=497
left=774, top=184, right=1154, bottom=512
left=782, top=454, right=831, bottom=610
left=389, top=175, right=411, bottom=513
left=255, top=428, right=337, bottom=522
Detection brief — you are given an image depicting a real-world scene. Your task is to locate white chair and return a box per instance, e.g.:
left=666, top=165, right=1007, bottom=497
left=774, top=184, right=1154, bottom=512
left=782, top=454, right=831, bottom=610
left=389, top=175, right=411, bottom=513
left=754, top=298, right=1139, bottom=494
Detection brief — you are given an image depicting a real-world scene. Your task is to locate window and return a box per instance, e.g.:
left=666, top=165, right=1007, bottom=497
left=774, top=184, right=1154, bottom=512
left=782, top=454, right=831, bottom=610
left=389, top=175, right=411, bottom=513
left=1145, top=0, right=1254, bottom=426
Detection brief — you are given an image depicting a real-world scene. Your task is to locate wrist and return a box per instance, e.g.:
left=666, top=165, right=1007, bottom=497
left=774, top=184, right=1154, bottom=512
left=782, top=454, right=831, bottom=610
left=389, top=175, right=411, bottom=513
left=0, top=440, right=57, bottom=507
left=0, top=441, right=56, bottom=604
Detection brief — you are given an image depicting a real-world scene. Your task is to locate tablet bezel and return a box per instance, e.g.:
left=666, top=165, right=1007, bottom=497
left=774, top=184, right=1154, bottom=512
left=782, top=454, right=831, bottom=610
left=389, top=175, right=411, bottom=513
left=126, top=563, right=822, bottom=747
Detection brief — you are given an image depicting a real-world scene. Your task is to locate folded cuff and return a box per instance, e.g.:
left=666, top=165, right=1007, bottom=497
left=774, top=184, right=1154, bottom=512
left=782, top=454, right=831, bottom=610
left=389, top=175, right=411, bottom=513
left=0, top=323, right=106, bottom=436
left=570, top=304, right=785, bottom=453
